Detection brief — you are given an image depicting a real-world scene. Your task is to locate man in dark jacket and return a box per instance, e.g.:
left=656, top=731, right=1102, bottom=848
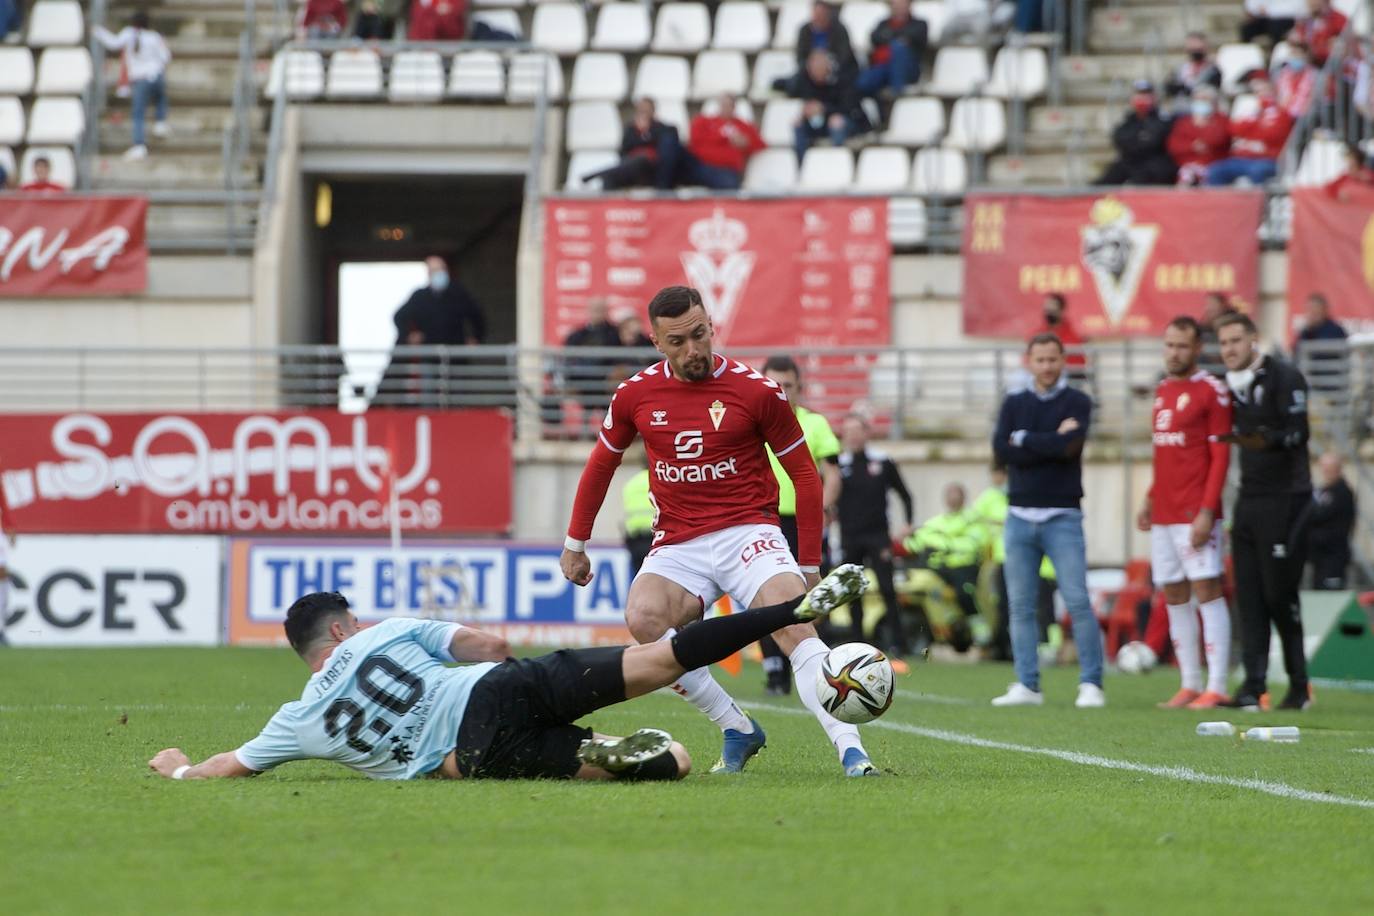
left=1216, top=312, right=1314, bottom=710
left=1296, top=292, right=1348, bottom=394
left=857, top=0, right=928, bottom=99
left=393, top=256, right=486, bottom=346
left=586, top=98, right=682, bottom=191
left=1095, top=80, right=1177, bottom=186
left=791, top=50, right=870, bottom=160
left=990, top=334, right=1105, bottom=708
left=1308, top=452, right=1356, bottom=590
left=774, top=1, right=857, bottom=94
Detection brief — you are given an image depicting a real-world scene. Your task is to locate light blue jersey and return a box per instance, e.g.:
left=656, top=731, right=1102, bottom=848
left=235, top=618, right=499, bottom=780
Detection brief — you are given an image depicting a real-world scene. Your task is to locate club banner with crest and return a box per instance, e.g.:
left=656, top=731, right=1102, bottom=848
left=961, top=191, right=1263, bottom=338
left=543, top=198, right=890, bottom=347
left=1288, top=186, right=1374, bottom=337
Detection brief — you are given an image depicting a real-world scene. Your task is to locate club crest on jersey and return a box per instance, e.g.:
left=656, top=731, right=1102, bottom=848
left=650, top=410, right=668, bottom=426
left=708, top=399, right=727, bottom=431
left=1176, top=393, right=1190, bottom=411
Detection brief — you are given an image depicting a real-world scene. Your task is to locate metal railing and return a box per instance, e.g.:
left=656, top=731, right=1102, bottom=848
left=1279, top=7, right=1372, bottom=180
left=77, top=0, right=111, bottom=189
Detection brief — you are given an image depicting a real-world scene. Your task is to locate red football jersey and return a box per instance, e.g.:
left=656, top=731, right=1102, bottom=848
left=599, top=353, right=808, bottom=547
left=1149, top=371, right=1233, bottom=524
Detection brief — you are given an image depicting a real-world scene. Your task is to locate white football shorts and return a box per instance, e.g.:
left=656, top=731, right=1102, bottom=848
left=637, top=523, right=803, bottom=611
left=1150, top=520, right=1224, bottom=586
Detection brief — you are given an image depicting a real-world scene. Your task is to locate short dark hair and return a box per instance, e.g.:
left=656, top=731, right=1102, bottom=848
left=34, top=155, right=50, bottom=168
left=646, top=286, right=704, bottom=324
left=1027, top=332, right=1064, bottom=353
left=762, top=355, right=801, bottom=381
left=284, top=591, right=351, bottom=655
left=1307, top=292, right=1329, bottom=309
left=131, top=10, right=149, bottom=28
left=1044, top=292, right=1067, bottom=309
left=1214, top=312, right=1257, bottom=335
left=1166, top=315, right=1203, bottom=339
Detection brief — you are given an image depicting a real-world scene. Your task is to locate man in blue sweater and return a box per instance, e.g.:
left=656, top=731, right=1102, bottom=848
left=990, top=334, right=1105, bottom=708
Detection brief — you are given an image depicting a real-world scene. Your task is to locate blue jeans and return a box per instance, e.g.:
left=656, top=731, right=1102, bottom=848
left=793, top=116, right=851, bottom=161
left=1204, top=157, right=1276, bottom=186
left=1003, top=510, right=1104, bottom=690
left=857, top=42, right=919, bottom=97
left=684, top=158, right=742, bottom=190
left=131, top=74, right=168, bottom=146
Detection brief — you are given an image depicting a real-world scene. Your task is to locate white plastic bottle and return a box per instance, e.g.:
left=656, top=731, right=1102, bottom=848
left=1244, top=726, right=1300, bottom=743
left=1196, top=721, right=1236, bottom=737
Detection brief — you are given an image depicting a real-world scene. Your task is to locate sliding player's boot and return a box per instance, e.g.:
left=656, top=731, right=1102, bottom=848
left=796, top=564, right=869, bottom=622
left=577, top=728, right=674, bottom=773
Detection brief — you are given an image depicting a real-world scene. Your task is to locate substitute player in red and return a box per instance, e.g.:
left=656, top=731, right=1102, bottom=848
left=559, top=286, right=878, bottom=777
left=1135, top=316, right=1233, bottom=709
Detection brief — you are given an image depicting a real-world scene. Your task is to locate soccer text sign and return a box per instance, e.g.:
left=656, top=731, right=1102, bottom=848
left=543, top=198, right=891, bottom=347
left=0, top=410, right=512, bottom=535
left=0, top=195, right=148, bottom=296
left=1288, top=185, right=1374, bottom=337
left=961, top=191, right=1263, bottom=337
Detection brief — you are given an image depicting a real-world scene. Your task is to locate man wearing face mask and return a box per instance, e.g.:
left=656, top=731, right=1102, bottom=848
left=1205, top=74, right=1293, bottom=186
left=1214, top=312, right=1314, bottom=711
left=1095, top=80, right=1177, bottom=186
left=1275, top=41, right=1318, bottom=119
left=393, top=256, right=487, bottom=347
left=1167, top=86, right=1231, bottom=186
left=1165, top=32, right=1221, bottom=108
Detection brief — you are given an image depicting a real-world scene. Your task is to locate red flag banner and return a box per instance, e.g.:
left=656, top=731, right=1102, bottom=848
left=1288, top=185, right=1374, bottom=337
left=543, top=197, right=890, bottom=347
left=961, top=191, right=1263, bottom=338
left=0, top=410, right=512, bottom=535
left=0, top=195, right=148, bottom=296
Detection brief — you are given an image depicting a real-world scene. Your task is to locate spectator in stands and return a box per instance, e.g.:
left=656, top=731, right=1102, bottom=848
left=354, top=1, right=387, bottom=40
left=19, top=156, right=66, bottom=193
left=1308, top=452, right=1356, bottom=590
left=393, top=256, right=487, bottom=346
left=1164, top=32, right=1222, bottom=111
left=898, top=482, right=987, bottom=634
left=94, top=12, right=172, bottom=162
left=408, top=0, right=465, bottom=40
left=686, top=94, right=766, bottom=190
left=1275, top=40, right=1318, bottom=119
left=1205, top=74, right=1293, bottom=185
left=299, top=0, right=348, bottom=38
left=1325, top=142, right=1374, bottom=199
left=1168, top=85, right=1232, bottom=185
left=1095, top=80, right=1177, bottom=186
left=1291, top=0, right=1348, bottom=66
left=1240, top=0, right=1307, bottom=46
left=0, top=0, right=20, bottom=38
left=617, top=313, right=653, bottom=349
left=0, top=160, right=8, bottom=190
left=791, top=50, right=869, bottom=161
left=856, top=0, right=928, bottom=101
left=1040, top=293, right=1089, bottom=384
left=1297, top=293, right=1347, bottom=395
left=1297, top=292, right=1347, bottom=349
left=562, top=298, right=621, bottom=405
left=588, top=98, right=681, bottom=191
left=774, top=2, right=858, bottom=94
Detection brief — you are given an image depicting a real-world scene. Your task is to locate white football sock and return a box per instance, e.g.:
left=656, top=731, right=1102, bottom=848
left=1197, top=597, right=1232, bottom=695
left=1165, top=601, right=1203, bottom=692
left=658, top=630, right=753, bottom=733
left=789, top=636, right=864, bottom=761
left=0, top=576, right=8, bottom=632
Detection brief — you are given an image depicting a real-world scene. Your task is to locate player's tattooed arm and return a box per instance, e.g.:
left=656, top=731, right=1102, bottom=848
left=149, top=748, right=256, bottom=780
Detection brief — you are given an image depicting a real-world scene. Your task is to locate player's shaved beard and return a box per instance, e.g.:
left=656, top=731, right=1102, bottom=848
left=1166, top=353, right=1196, bottom=378
left=679, top=354, right=712, bottom=381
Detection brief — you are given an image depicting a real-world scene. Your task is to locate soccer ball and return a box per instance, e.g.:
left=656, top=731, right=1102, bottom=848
left=1115, top=640, right=1158, bottom=675
left=816, top=643, right=895, bottom=724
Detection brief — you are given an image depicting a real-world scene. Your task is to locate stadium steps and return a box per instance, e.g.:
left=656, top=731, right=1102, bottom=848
left=987, top=150, right=1112, bottom=187
left=1089, top=4, right=1248, bottom=54
left=91, top=150, right=256, bottom=190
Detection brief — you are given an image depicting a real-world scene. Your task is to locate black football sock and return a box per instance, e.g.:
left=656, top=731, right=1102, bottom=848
left=670, top=597, right=804, bottom=672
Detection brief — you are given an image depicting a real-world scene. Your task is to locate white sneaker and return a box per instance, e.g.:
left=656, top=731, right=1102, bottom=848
left=1075, top=683, right=1106, bottom=708
left=991, top=683, right=1044, bottom=706
left=152, top=121, right=171, bottom=138
left=123, top=144, right=148, bottom=160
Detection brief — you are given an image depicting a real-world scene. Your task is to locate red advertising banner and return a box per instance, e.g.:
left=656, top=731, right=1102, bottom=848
left=0, top=195, right=148, bottom=297
left=1288, top=185, right=1374, bottom=337
left=962, top=191, right=1263, bottom=338
left=0, top=410, right=512, bottom=535
left=543, top=198, right=890, bottom=347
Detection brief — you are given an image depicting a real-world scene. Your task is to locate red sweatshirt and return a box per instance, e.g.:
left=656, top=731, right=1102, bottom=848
left=1227, top=103, right=1293, bottom=160
left=689, top=115, right=766, bottom=173
left=301, top=0, right=348, bottom=31
left=1166, top=114, right=1231, bottom=168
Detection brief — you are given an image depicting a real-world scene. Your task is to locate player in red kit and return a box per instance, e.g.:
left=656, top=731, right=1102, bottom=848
left=1136, top=316, right=1233, bottom=709
left=560, top=286, right=878, bottom=777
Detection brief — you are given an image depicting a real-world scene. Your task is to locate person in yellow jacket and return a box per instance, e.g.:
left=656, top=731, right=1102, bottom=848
left=972, top=462, right=1011, bottom=660
left=621, top=461, right=656, bottom=576
left=897, top=483, right=987, bottom=624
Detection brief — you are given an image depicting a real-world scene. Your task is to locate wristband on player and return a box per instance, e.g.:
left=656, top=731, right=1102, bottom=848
left=172, top=765, right=191, bottom=780
left=563, top=536, right=587, bottom=553
left=799, top=565, right=820, bottom=574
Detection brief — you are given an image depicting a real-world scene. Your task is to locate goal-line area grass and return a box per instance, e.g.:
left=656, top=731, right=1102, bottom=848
left=3, top=648, right=1371, bottom=916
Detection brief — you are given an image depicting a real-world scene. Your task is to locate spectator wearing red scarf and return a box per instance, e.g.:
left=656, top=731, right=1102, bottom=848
left=1275, top=40, right=1319, bottom=118
left=1205, top=75, right=1293, bottom=185
left=1168, top=87, right=1231, bottom=185
left=856, top=0, right=928, bottom=99
left=1291, top=0, right=1348, bottom=66
left=408, top=0, right=466, bottom=40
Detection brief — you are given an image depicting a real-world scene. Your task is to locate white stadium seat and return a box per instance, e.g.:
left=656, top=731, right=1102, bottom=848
left=35, top=47, right=93, bottom=95
left=507, top=52, right=564, bottom=102
left=25, top=96, right=83, bottom=144
left=986, top=46, right=1047, bottom=99
left=1230, top=92, right=1259, bottom=121
left=652, top=3, right=711, bottom=53
left=946, top=97, right=1005, bottom=151
left=0, top=48, right=35, bottom=95
left=772, top=1, right=809, bottom=50
left=713, top=2, right=770, bottom=52
left=389, top=50, right=446, bottom=102
left=450, top=50, right=506, bottom=98
left=701, top=96, right=754, bottom=121
left=760, top=98, right=802, bottom=146
left=888, top=197, right=928, bottom=246
left=532, top=3, right=589, bottom=55
left=472, top=9, right=524, bottom=38
left=750, top=49, right=795, bottom=101
left=566, top=100, right=622, bottom=150
left=1269, top=40, right=1297, bottom=71
left=840, top=2, right=888, bottom=56
left=1293, top=137, right=1349, bottom=188
left=1216, top=42, right=1265, bottom=94
left=799, top=146, right=854, bottom=189
left=743, top=147, right=799, bottom=190
left=25, top=1, right=84, bottom=47
left=565, top=149, right=619, bottom=190
left=883, top=96, right=945, bottom=146
left=692, top=50, right=748, bottom=100
left=267, top=50, right=325, bottom=100
left=633, top=55, right=691, bottom=102
left=0, top=146, right=16, bottom=184
left=926, top=46, right=989, bottom=97
left=910, top=146, right=968, bottom=194
left=20, top=146, right=75, bottom=186
left=591, top=3, right=651, bottom=51
left=655, top=98, right=690, bottom=135
left=475, top=0, right=524, bottom=5
left=0, top=97, right=24, bottom=146
left=855, top=145, right=911, bottom=190
left=570, top=52, right=629, bottom=101
left=326, top=49, right=383, bottom=99
left=912, top=1, right=947, bottom=44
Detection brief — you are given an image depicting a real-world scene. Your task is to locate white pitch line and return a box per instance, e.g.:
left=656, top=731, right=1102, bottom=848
left=1351, top=748, right=1374, bottom=756
left=895, top=689, right=975, bottom=706
left=0, top=703, right=268, bottom=714
left=748, top=702, right=1374, bottom=811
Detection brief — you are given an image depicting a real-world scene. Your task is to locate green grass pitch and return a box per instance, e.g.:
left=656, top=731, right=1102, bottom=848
left=3, top=648, right=1372, bottom=916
